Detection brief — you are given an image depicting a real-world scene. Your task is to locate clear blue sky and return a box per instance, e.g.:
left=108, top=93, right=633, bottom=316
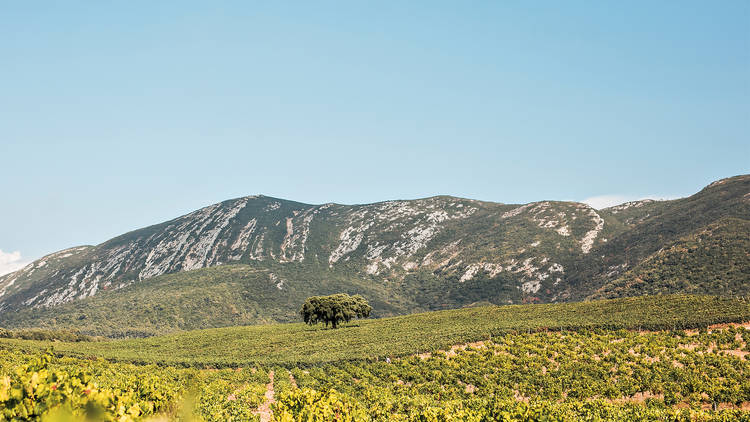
left=1, top=1, right=748, bottom=269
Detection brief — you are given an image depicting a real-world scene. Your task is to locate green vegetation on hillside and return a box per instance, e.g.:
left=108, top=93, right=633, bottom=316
left=591, top=218, right=750, bottom=299
left=2, top=295, right=747, bottom=367
left=567, top=175, right=750, bottom=300
left=0, top=264, right=413, bottom=337
left=0, top=328, right=96, bottom=342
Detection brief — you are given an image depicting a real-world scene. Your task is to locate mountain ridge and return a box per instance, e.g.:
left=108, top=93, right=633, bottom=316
left=1, top=175, right=748, bottom=335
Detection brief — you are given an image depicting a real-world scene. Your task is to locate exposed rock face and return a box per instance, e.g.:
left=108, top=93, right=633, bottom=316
left=0, top=195, right=607, bottom=312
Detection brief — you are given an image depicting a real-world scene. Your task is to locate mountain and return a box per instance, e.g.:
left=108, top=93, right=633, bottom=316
left=1, top=175, right=748, bottom=336
left=0, top=195, right=609, bottom=311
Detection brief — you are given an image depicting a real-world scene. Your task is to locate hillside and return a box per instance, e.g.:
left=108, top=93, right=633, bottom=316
left=589, top=217, right=750, bottom=299
left=1, top=175, right=748, bottom=335
left=0, top=264, right=415, bottom=337
left=563, top=175, right=750, bottom=300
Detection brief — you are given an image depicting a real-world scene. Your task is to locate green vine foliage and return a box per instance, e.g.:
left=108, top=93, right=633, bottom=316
left=0, top=352, right=169, bottom=421
left=0, top=350, right=267, bottom=422
left=1, top=298, right=749, bottom=421
left=273, top=327, right=750, bottom=421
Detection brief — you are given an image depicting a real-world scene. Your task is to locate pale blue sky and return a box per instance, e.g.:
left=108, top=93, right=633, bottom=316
left=1, top=1, right=748, bottom=270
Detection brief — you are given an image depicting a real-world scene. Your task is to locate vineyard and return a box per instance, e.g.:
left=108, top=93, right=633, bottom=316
left=0, top=349, right=268, bottom=421
left=273, top=325, right=750, bottom=421
left=1, top=295, right=749, bottom=420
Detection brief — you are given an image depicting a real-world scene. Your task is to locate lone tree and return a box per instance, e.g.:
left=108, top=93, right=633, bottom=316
left=300, top=293, right=372, bottom=329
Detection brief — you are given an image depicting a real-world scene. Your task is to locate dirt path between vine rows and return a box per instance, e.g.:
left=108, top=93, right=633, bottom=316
left=254, top=370, right=275, bottom=422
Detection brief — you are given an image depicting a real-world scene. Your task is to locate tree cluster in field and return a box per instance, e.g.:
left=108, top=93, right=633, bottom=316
left=300, top=294, right=372, bottom=329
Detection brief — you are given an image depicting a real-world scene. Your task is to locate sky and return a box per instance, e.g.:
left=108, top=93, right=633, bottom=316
left=1, top=1, right=748, bottom=273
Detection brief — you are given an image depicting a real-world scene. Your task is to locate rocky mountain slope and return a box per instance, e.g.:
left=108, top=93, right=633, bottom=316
left=0, top=196, right=609, bottom=311
left=562, top=175, right=750, bottom=301
left=588, top=217, right=750, bottom=300
left=1, top=175, right=748, bottom=335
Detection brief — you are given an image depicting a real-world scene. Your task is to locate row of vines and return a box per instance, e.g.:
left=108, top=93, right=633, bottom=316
left=272, top=326, right=750, bottom=421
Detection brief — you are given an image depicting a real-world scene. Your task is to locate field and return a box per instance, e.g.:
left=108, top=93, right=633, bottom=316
left=1, top=295, right=749, bottom=421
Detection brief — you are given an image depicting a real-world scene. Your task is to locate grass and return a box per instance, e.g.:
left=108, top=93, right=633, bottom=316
left=1, top=294, right=748, bottom=367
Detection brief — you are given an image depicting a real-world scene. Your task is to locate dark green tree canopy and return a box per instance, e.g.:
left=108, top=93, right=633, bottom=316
left=300, top=294, right=372, bottom=329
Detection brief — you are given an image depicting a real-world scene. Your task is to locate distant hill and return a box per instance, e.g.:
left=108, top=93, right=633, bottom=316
left=1, top=175, right=748, bottom=336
